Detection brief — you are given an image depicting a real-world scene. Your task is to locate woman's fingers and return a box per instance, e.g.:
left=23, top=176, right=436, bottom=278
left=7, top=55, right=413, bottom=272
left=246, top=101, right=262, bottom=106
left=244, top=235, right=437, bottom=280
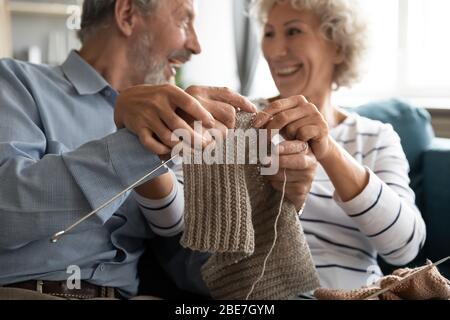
left=265, top=168, right=314, bottom=183
left=253, top=95, right=309, bottom=128
left=295, top=125, right=322, bottom=143
left=264, top=107, right=308, bottom=133
left=276, top=140, right=309, bottom=155
left=274, top=152, right=317, bottom=170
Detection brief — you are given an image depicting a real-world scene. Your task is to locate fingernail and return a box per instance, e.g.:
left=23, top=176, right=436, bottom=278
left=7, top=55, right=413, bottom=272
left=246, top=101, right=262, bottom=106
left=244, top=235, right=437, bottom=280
left=301, top=142, right=309, bottom=152
left=277, top=145, right=285, bottom=154
left=208, top=116, right=215, bottom=127
left=252, top=116, right=263, bottom=128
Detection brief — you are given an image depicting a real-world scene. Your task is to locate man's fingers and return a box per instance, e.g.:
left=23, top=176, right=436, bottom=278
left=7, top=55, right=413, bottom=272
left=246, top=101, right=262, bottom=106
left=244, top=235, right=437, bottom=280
left=208, top=87, right=257, bottom=113
left=253, top=95, right=308, bottom=128
left=169, top=86, right=215, bottom=128
left=201, top=100, right=237, bottom=129
left=137, top=128, right=171, bottom=155
left=161, top=109, right=214, bottom=148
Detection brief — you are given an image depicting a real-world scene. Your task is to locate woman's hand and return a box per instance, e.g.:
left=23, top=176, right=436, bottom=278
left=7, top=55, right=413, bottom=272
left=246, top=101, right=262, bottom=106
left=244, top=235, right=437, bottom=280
left=252, top=95, right=333, bottom=161
left=253, top=95, right=368, bottom=202
left=266, top=140, right=317, bottom=211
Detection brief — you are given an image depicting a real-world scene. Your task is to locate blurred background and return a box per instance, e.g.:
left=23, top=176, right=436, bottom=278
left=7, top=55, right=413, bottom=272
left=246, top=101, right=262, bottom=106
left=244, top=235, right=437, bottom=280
left=1, top=0, right=449, bottom=137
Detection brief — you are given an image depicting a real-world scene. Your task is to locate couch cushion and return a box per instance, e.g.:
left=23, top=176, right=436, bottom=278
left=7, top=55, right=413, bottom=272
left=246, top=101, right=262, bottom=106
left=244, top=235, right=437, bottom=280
left=353, top=99, right=435, bottom=211
left=353, top=99, right=435, bottom=172
left=422, top=138, right=450, bottom=277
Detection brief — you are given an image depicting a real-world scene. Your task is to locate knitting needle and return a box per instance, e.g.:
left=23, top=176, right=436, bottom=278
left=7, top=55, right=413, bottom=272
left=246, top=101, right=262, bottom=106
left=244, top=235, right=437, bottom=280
left=50, top=155, right=179, bottom=243
left=363, top=255, right=450, bottom=300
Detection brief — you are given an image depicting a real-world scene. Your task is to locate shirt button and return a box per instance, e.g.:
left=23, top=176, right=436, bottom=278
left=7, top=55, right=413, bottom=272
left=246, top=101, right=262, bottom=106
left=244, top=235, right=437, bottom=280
left=99, top=264, right=106, bottom=271
left=104, top=89, right=111, bottom=97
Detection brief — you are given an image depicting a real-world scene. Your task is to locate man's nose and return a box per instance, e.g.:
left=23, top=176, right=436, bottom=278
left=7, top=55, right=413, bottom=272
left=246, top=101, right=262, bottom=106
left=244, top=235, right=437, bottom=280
left=187, top=28, right=202, bottom=55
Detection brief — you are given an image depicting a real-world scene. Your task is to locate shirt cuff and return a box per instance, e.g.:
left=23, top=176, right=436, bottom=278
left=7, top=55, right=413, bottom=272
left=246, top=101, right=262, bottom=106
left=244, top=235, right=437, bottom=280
left=106, top=129, right=168, bottom=187
left=334, top=168, right=383, bottom=223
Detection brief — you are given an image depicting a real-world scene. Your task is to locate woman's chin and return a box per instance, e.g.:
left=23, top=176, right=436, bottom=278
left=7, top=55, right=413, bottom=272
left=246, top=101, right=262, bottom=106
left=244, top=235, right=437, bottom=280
left=277, top=87, right=306, bottom=99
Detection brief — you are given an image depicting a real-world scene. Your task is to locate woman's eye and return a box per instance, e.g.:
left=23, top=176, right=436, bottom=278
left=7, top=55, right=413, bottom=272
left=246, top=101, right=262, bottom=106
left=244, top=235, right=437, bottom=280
left=264, top=30, right=274, bottom=38
left=180, top=17, right=190, bottom=29
left=287, top=28, right=302, bottom=36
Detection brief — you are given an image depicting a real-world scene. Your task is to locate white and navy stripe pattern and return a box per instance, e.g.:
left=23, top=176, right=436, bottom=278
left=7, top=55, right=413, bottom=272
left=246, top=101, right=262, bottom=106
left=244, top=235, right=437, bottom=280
left=134, top=169, right=185, bottom=237
left=302, top=112, right=426, bottom=290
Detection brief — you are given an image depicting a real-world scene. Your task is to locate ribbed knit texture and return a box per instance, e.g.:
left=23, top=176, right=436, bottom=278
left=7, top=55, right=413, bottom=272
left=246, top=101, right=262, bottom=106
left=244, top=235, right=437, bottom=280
left=314, top=261, right=450, bottom=300
left=181, top=112, right=320, bottom=300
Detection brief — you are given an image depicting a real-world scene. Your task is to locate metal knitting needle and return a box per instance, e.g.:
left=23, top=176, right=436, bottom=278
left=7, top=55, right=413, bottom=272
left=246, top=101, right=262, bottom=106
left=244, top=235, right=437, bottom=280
left=363, top=255, right=450, bottom=300
left=50, top=154, right=179, bottom=243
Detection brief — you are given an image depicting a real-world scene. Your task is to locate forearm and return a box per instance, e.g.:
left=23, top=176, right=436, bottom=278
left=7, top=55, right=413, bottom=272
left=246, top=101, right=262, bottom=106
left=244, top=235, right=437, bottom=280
left=135, top=172, right=174, bottom=200
left=319, top=137, right=369, bottom=202
left=135, top=170, right=185, bottom=237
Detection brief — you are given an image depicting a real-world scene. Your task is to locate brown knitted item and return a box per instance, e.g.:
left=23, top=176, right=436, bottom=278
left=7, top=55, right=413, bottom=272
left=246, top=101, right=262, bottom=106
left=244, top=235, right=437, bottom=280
left=314, top=261, right=450, bottom=300
left=181, top=112, right=320, bottom=300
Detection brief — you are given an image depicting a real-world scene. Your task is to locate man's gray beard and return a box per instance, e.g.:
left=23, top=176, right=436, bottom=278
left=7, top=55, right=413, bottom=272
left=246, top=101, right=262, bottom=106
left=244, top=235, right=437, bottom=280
left=131, top=33, right=168, bottom=85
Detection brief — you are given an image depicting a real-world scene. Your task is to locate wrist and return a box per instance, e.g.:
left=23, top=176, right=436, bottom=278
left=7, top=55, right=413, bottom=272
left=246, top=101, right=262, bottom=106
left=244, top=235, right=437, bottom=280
left=135, top=171, right=175, bottom=200
left=318, top=136, right=340, bottom=167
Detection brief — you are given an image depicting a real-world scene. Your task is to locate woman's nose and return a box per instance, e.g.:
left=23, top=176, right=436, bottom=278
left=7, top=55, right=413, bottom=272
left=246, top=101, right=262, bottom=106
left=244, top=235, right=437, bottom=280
left=268, top=38, right=289, bottom=59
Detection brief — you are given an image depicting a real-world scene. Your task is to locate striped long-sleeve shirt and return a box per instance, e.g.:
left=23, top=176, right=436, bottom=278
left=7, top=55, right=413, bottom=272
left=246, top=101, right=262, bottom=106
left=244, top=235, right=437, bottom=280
left=302, top=112, right=426, bottom=290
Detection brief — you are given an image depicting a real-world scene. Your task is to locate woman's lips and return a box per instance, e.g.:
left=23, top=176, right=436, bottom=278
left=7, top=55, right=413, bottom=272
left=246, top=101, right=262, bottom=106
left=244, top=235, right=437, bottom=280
left=275, top=64, right=304, bottom=77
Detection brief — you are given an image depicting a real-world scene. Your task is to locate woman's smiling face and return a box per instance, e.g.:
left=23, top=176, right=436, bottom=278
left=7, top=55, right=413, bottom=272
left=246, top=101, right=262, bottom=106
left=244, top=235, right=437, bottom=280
left=262, top=2, right=343, bottom=99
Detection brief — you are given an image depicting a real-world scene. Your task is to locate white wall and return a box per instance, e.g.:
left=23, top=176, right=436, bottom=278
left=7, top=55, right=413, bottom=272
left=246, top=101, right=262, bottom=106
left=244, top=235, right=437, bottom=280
left=180, top=0, right=240, bottom=90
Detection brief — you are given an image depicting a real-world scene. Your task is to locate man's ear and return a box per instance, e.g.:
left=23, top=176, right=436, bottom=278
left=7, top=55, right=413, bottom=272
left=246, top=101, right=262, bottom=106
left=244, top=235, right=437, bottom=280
left=114, top=0, right=141, bottom=37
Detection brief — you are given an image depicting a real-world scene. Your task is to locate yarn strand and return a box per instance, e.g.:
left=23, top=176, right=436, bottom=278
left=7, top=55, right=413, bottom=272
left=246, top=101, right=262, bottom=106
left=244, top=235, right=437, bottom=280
left=245, top=169, right=288, bottom=300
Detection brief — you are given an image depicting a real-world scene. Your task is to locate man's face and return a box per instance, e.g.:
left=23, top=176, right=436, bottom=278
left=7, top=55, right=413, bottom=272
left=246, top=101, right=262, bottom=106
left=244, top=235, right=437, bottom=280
left=130, top=0, right=201, bottom=85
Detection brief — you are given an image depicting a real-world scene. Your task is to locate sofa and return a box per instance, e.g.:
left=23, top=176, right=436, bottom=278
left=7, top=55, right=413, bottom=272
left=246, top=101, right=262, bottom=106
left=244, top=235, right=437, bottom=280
left=353, top=99, right=450, bottom=278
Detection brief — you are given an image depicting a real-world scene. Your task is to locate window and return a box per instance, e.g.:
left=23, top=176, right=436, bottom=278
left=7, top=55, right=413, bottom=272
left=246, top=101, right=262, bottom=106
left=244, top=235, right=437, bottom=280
left=334, top=0, right=450, bottom=108
left=251, top=0, right=450, bottom=107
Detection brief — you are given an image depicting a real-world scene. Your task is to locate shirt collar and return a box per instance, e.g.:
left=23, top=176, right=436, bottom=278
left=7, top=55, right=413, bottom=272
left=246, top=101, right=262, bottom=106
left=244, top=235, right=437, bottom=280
left=61, top=50, right=111, bottom=96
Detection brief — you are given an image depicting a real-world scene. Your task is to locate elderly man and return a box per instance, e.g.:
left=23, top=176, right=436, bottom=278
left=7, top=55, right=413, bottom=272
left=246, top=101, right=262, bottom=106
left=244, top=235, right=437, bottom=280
left=0, top=0, right=315, bottom=300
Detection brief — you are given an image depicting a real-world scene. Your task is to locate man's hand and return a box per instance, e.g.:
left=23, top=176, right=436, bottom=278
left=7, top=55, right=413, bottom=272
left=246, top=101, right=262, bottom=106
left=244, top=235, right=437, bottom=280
left=266, top=140, right=317, bottom=211
left=115, top=84, right=257, bottom=156
left=114, top=84, right=216, bottom=155
left=185, top=86, right=257, bottom=129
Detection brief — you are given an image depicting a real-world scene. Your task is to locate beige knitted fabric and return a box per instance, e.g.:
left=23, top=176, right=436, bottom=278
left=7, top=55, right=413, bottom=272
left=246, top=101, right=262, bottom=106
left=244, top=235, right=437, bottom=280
left=314, top=261, right=450, bottom=300
left=181, top=112, right=320, bottom=300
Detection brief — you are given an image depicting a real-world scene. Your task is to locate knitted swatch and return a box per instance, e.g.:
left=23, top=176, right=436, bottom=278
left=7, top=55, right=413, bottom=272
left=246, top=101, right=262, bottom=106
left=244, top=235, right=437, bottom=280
left=181, top=112, right=320, bottom=300
left=314, top=261, right=450, bottom=300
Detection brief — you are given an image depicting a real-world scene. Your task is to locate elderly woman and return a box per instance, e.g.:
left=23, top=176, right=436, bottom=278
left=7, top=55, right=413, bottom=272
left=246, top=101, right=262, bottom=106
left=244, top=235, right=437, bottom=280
left=250, top=0, right=426, bottom=293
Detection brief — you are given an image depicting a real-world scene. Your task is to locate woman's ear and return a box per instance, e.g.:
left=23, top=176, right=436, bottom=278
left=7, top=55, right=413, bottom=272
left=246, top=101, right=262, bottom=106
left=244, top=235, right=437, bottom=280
left=333, top=45, right=346, bottom=65
left=114, top=0, right=141, bottom=37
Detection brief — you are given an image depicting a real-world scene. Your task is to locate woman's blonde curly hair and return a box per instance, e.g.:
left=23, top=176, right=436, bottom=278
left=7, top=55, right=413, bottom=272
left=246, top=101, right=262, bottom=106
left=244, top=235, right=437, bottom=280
left=250, top=0, right=368, bottom=89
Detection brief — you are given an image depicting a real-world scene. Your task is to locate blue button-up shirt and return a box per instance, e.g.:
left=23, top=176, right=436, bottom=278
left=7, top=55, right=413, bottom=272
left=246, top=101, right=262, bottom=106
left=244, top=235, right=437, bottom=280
left=0, top=51, right=208, bottom=297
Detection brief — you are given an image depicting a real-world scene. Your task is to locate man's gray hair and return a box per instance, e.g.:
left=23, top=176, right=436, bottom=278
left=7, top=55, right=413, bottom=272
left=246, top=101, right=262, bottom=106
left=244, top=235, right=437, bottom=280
left=78, top=0, right=161, bottom=43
